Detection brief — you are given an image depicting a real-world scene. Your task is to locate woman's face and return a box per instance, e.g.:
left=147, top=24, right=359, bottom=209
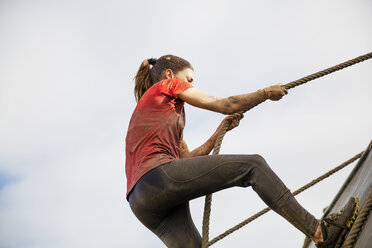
left=170, top=68, right=194, bottom=84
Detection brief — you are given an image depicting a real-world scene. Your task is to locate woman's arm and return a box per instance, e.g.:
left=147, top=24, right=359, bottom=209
left=180, top=113, right=243, bottom=158
left=178, top=84, right=287, bottom=114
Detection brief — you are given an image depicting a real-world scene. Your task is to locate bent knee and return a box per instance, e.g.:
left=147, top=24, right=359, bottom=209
left=249, top=154, right=267, bottom=166
left=234, top=154, right=269, bottom=173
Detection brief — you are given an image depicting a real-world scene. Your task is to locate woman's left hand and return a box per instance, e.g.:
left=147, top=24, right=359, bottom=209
left=223, top=112, right=244, bottom=131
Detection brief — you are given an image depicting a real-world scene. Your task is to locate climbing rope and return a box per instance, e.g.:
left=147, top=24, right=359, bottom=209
left=284, top=52, right=372, bottom=90
left=202, top=120, right=231, bottom=247
left=201, top=52, right=372, bottom=247
left=341, top=187, right=372, bottom=248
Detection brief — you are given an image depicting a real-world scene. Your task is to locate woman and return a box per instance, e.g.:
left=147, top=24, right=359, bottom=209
left=126, top=55, right=358, bottom=248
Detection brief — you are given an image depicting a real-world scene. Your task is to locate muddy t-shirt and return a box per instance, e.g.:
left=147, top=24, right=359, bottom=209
left=125, top=79, right=193, bottom=197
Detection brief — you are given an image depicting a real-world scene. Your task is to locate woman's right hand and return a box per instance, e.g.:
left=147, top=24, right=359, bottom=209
left=223, top=112, right=244, bottom=131
left=262, top=84, right=288, bottom=101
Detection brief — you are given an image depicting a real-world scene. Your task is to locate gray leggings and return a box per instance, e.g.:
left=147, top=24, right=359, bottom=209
left=128, top=154, right=318, bottom=248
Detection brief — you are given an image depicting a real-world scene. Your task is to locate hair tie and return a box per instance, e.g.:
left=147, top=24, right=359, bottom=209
left=148, top=58, right=157, bottom=65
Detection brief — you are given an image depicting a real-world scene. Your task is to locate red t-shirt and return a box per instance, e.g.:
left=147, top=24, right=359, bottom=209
left=125, top=78, right=194, bottom=197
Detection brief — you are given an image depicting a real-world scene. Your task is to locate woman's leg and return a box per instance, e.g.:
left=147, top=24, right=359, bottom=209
left=157, top=203, right=201, bottom=248
left=129, top=154, right=319, bottom=247
left=129, top=174, right=202, bottom=247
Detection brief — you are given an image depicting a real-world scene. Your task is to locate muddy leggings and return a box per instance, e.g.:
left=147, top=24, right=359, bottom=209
left=128, top=154, right=319, bottom=248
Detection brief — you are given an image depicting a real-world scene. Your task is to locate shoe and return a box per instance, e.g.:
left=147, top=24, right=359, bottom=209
left=316, top=197, right=359, bottom=248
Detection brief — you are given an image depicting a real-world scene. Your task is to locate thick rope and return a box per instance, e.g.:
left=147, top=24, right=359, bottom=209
left=341, top=187, right=372, bottom=248
left=284, top=52, right=372, bottom=90
left=201, top=52, right=372, bottom=247
left=202, top=120, right=231, bottom=248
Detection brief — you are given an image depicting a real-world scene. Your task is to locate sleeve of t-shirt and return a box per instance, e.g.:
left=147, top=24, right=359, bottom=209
left=159, top=79, right=194, bottom=99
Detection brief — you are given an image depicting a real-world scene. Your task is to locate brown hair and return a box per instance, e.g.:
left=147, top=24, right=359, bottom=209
left=134, top=54, right=193, bottom=102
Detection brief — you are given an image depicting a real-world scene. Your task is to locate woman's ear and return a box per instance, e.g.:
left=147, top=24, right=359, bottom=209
left=165, top=69, right=174, bottom=79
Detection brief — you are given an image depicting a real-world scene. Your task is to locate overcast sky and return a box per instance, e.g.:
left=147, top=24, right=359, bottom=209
left=0, top=1, right=371, bottom=247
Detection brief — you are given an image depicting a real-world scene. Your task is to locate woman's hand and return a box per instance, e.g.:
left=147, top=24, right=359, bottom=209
left=262, top=84, right=288, bottom=101
left=223, top=112, right=244, bottom=131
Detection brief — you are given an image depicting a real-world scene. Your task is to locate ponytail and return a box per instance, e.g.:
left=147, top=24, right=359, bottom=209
left=134, top=59, right=153, bottom=102
left=133, top=55, right=193, bottom=102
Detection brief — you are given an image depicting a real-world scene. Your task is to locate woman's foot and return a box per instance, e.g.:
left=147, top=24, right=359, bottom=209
left=315, top=197, right=359, bottom=248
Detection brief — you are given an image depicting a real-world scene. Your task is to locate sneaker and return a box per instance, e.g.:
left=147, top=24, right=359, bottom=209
left=316, top=197, right=359, bottom=248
